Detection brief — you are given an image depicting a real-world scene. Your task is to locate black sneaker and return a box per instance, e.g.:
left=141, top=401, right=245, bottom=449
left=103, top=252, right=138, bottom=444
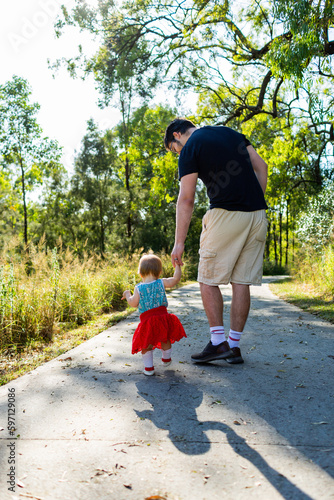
left=226, top=347, right=244, bottom=364
left=191, top=341, right=232, bottom=363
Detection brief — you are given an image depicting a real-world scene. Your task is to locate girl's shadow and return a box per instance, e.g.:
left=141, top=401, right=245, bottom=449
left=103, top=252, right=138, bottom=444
left=136, top=370, right=210, bottom=455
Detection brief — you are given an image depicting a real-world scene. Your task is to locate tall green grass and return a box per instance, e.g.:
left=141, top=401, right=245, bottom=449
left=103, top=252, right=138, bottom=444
left=0, top=243, right=193, bottom=353
left=291, top=245, right=334, bottom=297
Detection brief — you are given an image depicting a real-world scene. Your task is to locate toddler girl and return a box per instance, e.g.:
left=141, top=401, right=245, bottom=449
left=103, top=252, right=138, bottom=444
left=122, top=254, right=186, bottom=375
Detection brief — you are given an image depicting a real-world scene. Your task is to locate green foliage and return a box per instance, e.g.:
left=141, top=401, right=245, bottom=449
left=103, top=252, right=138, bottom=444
left=0, top=76, right=64, bottom=246
left=291, top=244, right=334, bottom=297
left=270, top=0, right=333, bottom=80
left=296, top=183, right=334, bottom=250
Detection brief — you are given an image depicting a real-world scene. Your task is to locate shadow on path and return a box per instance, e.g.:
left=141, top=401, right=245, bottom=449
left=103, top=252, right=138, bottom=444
left=135, top=371, right=313, bottom=500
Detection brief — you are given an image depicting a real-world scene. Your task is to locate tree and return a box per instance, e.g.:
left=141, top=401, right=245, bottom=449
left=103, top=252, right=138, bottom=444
left=54, top=0, right=334, bottom=119
left=54, top=1, right=334, bottom=179
left=71, top=119, right=122, bottom=255
left=0, top=76, right=63, bottom=247
left=296, top=182, right=334, bottom=250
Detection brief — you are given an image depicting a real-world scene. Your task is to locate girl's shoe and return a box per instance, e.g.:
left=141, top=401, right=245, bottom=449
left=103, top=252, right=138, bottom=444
left=143, top=366, right=155, bottom=376
left=161, top=358, right=172, bottom=367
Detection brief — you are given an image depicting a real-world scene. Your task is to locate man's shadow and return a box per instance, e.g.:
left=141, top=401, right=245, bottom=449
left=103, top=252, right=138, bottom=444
left=135, top=371, right=313, bottom=500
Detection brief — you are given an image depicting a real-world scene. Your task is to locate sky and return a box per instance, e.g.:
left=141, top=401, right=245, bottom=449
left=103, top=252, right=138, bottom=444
left=0, top=0, right=198, bottom=174
left=0, top=0, right=127, bottom=171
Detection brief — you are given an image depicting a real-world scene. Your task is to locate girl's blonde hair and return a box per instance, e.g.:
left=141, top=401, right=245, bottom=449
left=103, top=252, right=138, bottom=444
left=138, top=254, right=162, bottom=279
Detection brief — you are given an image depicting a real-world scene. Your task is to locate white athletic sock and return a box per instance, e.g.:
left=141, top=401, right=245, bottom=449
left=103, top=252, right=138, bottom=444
left=210, top=326, right=225, bottom=346
left=161, top=348, right=172, bottom=362
left=228, top=329, right=243, bottom=348
left=142, top=351, right=154, bottom=370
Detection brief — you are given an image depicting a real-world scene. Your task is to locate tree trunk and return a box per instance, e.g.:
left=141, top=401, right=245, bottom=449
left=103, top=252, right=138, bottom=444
left=265, top=219, right=271, bottom=260
left=273, top=222, right=278, bottom=265
left=125, top=154, right=132, bottom=242
left=285, top=200, right=289, bottom=267
left=19, top=158, right=28, bottom=247
left=98, top=197, right=105, bottom=256
left=279, top=212, right=282, bottom=267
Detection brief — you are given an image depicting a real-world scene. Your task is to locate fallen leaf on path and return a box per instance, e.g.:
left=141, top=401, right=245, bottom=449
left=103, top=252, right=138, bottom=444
left=145, top=496, right=167, bottom=500
left=124, top=484, right=132, bottom=489
left=312, top=421, right=329, bottom=425
left=233, top=420, right=241, bottom=425
left=59, top=357, right=72, bottom=362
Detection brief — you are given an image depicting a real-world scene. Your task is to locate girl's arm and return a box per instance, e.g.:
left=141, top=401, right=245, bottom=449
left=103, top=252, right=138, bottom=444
left=162, top=264, right=182, bottom=289
left=122, top=287, right=140, bottom=307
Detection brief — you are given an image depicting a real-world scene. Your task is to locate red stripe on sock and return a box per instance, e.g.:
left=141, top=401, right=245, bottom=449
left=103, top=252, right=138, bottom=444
left=144, top=366, right=154, bottom=371
left=228, top=336, right=239, bottom=341
left=162, top=358, right=171, bottom=363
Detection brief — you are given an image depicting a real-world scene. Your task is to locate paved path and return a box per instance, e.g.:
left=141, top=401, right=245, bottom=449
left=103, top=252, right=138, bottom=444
left=0, top=278, right=333, bottom=500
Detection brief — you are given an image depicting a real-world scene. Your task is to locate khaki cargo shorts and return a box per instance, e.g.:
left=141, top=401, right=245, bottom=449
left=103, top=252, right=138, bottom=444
left=197, top=208, right=268, bottom=286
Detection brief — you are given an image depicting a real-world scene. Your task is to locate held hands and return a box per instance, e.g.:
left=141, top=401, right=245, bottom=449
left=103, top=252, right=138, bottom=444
left=171, top=243, right=184, bottom=267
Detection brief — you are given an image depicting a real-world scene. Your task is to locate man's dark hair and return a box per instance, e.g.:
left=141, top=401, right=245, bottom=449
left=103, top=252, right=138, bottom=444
left=164, top=118, right=196, bottom=150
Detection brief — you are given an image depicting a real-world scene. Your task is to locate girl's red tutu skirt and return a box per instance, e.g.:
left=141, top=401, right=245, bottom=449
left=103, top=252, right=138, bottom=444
left=132, top=306, right=186, bottom=354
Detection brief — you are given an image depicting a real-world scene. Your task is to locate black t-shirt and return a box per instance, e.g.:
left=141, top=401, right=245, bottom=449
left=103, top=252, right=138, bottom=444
left=178, top=126, right=268, bottom=211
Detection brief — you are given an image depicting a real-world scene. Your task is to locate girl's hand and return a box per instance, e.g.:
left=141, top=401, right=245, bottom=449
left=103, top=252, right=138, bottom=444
left=122, top=288, right=140, bottom=307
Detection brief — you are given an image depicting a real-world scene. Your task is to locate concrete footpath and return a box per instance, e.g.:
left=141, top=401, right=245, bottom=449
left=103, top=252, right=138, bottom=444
left=0, top=278, right=333, bottom=500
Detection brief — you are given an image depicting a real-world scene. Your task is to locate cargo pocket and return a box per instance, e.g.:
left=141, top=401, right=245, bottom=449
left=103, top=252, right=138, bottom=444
left=198, top=249, right=217, bottom=281
left=255, top=217, right=268, bottom=242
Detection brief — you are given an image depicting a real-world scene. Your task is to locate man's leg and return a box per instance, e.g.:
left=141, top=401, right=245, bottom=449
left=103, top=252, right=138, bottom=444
left=230, top=283, right=250, bottom=332
left=199, top=283, right=224, bottom=327
left=226, top=283, right=250, bottom=364
left=191, top=283, right=232, bottom=362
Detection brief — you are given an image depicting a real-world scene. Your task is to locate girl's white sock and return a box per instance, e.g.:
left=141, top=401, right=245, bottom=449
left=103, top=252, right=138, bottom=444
left=142, top=350, right=154, bottom=369
left=161, top=348, right=172, bottom=364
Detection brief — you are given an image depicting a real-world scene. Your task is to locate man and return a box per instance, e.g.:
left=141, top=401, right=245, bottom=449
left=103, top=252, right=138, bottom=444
left=164, top=118, right=268, bottom=364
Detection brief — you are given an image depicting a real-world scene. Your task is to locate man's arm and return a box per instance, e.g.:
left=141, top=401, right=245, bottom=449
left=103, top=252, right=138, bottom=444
left=171, top=172, right=198, bottom=267
left=247, top=145, right=268, bottom=194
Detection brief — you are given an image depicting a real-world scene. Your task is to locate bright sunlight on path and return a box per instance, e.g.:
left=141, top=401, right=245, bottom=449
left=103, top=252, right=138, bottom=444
left=0, top=279, right=333, bottom=500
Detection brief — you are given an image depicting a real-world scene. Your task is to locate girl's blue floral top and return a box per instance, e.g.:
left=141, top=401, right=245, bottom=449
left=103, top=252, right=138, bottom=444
left=136, top=279, right=168, bottom=314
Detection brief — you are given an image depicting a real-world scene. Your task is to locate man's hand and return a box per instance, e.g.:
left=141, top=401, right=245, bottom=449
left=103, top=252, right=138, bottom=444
left=171, top=243, right=185, bottom=267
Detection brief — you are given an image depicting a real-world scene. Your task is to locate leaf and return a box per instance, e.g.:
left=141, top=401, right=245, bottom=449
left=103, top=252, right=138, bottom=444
left=233, top=420, right=241, bottom=425
left=145, top=496, right=167, bottom=500
left=312, top=421, right=329, bottom=425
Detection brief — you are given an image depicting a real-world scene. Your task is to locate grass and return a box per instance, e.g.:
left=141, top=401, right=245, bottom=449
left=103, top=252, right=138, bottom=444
left=0, top=240, right=195, bottom=387
left=0, top=309, right=135, bottom=386
left=269, top=277, right=334, bottom=324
